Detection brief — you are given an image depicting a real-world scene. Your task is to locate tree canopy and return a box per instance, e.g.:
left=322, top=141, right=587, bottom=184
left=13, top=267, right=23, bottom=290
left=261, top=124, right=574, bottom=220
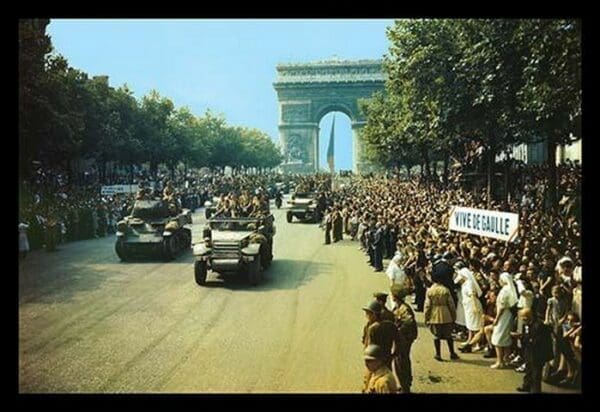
left=360, top=18, right=581, bottom=208
left=18, top=19, right=283, bottom=180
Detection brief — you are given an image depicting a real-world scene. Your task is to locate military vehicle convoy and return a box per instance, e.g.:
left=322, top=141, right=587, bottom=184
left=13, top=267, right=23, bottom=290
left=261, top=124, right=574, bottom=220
left=286, top=191, right=319, bottom=223
left=115, top=199, right=192, bottom=261
left=193, top=215, right=275, bottom=286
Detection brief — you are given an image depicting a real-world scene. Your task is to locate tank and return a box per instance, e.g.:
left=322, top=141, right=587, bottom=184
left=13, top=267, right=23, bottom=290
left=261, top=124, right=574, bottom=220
left=115, top=199, right=192, bottom=261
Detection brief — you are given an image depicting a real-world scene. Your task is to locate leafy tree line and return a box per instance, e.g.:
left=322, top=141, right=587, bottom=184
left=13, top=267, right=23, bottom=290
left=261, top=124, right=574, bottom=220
left=360, top=19, right=581, bottom=210
left=19, top=19, right=283, bottom=183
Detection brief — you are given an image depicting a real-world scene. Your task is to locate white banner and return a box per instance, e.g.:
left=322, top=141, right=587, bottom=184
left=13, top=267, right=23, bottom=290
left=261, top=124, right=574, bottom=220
left=100, top=184, right=139, bottom=195
left=448, top=206, right=519, bottom=242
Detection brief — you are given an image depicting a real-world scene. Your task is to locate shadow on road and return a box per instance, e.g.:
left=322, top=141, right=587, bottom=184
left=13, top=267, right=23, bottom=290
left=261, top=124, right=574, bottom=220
left=196, top=258, right=330, bottom=291
left=19, top=247, right=195, bottom=305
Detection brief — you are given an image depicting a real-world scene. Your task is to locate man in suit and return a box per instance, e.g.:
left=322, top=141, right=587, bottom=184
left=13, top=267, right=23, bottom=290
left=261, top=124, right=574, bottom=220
left=516, top=308, right=554, bottom=393
left=372, top=222, right=384, bottom=272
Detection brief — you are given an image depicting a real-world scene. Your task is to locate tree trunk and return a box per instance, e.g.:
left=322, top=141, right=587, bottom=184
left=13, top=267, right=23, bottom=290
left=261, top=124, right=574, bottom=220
left=422, top=147, right=431, bottom=180
left=405, top=164, right=411, bottom=180
left=149, top=161, right=157, bottom=180
left=504, top=160, right=510, bottom=207
left=546, top=138, right=558, bottom=213
left=443, top=153, right=449, bottom=186
left=486, top=146, right=494, bottom=209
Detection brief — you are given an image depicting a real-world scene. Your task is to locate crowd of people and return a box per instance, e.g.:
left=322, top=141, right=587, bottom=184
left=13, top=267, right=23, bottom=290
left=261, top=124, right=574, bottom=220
left=18, top=164, right=304, bottom=256
left=18, top=159, right=582, bottom=393
left=315, top=163, right=581, bottom=393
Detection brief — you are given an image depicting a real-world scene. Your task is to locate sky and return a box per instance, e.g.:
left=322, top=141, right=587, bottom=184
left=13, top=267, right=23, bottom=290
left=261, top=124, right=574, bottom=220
left=47, top=19, right=394, bottom=171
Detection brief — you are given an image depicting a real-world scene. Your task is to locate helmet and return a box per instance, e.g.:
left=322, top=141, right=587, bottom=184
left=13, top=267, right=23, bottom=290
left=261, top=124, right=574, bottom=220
left=362, top=300, right=382, bottom=315
left=391, top=284, right=411, bottom=299
left=364, top=344, right=385, bottom=360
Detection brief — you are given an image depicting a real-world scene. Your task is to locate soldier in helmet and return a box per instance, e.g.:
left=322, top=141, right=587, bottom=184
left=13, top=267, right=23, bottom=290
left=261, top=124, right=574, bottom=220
left=362, top=300, right=397, bottom=368
left=390, top=284, right=418, bottom=393
left=373, top=292, right=395, bottom=323
left=362, top=344, right=398, bottom=394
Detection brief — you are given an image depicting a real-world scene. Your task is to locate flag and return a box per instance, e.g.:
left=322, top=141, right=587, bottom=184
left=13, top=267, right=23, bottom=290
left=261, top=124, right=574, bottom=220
left=326, top=115, right=335, bottom=173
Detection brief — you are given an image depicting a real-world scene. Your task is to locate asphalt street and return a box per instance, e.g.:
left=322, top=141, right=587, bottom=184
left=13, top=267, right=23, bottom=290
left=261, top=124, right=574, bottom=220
left=18, top=199, right=577, bottom=393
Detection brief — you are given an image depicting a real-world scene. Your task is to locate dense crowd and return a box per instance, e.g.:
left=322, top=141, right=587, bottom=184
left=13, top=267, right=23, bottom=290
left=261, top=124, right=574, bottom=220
left=18, top=160, right=582, bottom=393
left=18, top=164, right=305, bottom=254
left=316, top=163, right=581, bottom=393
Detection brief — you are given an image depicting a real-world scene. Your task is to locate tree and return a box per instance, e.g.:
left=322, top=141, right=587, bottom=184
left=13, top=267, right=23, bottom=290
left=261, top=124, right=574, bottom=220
left=517, top=19, right=581, bottom=212
left=19, top=19, right=52, bottom=175
left=138, top=90, right=175, bottom=177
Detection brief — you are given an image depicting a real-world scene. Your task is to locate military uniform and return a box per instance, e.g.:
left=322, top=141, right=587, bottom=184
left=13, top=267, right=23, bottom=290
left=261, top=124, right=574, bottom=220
left=363, top=365, right=398, bottom=394
left=367, top=320, right=397, bottom=367
left=424, top=283, right=456, bottom=339
left=393, top=301, right=418, bottom=393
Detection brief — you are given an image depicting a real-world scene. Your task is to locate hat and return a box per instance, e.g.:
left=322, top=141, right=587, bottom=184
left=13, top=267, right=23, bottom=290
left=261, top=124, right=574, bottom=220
left=362, top=300, right=382, bottom=314
left=364, top=344, right=385, bottom=360
left=373, top=292, right=388, bottom=300
left=391, top=284, right=411, bottom=299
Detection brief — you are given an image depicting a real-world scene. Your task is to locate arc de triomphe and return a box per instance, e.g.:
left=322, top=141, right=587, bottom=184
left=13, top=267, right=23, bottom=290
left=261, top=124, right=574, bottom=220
left=273, top=59, right=385, bottom=173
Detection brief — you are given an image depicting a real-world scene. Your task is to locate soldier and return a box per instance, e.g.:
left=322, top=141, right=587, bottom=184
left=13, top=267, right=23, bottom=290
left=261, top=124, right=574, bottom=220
left=424, top=261, right=460, bottom=361
left=163, top=180, right=175, bottom=200
left=362, top=344, right=399, bottom=394
left=363, top=300, right=397, bottom=369
left=373, top=292, right=395, bottom=323
left=391, top=284, right=418, bottom=394
left=362, top=300, right=381, bottom=348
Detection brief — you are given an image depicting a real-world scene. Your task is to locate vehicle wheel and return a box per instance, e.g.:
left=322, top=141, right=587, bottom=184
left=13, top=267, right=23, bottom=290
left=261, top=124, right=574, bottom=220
left=183, top=228, right=192, bottom=248
left=247, top=256, right=262, bottom=286
left=286, top=211, right=293, bottom=223
left=115, top=239, right=128, bottom=261
left=163, top=237, right=175, bottom=260
left=195, top=260, right=208, bottom=286
left=262, top=243, right=273, bottom=269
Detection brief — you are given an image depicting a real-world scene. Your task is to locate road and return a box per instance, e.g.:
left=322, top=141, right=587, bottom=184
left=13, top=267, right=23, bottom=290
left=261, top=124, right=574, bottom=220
left=18, top=200, right=578, bottom=393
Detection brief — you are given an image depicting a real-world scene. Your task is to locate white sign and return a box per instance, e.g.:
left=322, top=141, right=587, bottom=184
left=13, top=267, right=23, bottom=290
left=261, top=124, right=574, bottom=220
left=448, top=206, right=519, bottom=242
left=100, top=184, right=139, bottom=195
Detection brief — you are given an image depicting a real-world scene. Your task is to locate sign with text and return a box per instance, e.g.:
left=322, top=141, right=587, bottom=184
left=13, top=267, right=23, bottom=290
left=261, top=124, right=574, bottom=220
left=449, top=206, right=519, bottom=242
left=100, top=184, right=139, bottom=196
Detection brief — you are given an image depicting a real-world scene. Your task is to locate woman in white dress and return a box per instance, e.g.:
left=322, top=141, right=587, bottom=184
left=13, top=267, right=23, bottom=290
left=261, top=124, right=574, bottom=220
left=453, top=264, right=466, bottom=330
left=490, top=272, right=518, bottom=368
left=456, top=266, right=484, bottom=349
left=19, top=222, right=30, bottom=260
left=386, top=253, right=408, bottom=288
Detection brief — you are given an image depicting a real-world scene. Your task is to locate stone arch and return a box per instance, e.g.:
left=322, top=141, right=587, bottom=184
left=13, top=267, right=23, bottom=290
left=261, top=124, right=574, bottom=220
left=274, top=59, right=385, bottom=173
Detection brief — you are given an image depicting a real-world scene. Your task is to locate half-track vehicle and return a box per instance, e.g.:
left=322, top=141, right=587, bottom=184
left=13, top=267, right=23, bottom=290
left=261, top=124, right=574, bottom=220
left=193, top=215, right=275, bottom=286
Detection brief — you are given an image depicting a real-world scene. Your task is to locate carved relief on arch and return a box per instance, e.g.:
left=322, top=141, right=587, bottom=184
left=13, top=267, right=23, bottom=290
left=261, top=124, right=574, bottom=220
left=282, top=103, right=310, bottom=122
left=285, top=134, right=310, bottom=163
